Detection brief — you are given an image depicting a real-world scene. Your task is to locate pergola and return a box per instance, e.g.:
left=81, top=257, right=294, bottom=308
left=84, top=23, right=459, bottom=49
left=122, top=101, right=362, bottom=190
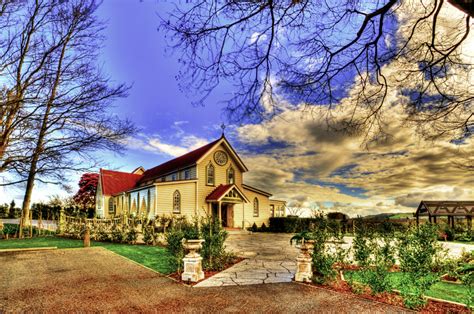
left=414, top=200, right=474, bottom=230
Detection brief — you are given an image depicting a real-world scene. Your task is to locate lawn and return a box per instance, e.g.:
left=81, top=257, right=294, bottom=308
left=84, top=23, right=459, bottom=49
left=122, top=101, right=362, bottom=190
left=345, top=270, right=471, bottom=305
left=0, top=236, right=176, bottom=274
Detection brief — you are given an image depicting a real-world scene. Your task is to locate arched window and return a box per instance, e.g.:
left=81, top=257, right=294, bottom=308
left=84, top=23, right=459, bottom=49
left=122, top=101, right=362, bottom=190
left=253, top=197, right=259, bottom=217
left=227, top=166, right=235, bottom=184
left=173, top=190, right=181, bottom=213
left=108, top=198, right=114, bottom=214
left=206, top=162, right=215, bottom=186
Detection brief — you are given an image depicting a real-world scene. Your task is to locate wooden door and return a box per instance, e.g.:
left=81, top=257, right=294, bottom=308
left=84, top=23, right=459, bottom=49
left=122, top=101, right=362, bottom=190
left=227, top=205, right=234, bottom=228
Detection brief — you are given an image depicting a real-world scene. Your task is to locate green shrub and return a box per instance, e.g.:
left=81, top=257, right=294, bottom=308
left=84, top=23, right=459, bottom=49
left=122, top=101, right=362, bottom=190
left=95, top=224, right=110, bottom=242
left=270, top=216, right=350, bottom=233
left=142, top=225, right=153, bottom=245
left=444, top=226, right=455, bottom=241
left=335, top=220, right=397, bottom=296
left=165, top=226, right=185, bottom=272
left=111, top=224, right=125, bottom=243
left=397, top=223, right=441, bottom=309
left=455, top=232, right=473, bottom=242
left=292, top=216, right=348, bottom=284
left=125, top=227, right=138, bottom=244
left=183, top=218, right=200, bottom=240
left=3, top=223, right=19, bottom=236
left=200, top=216, right=231, bottom=271
left=353, top=221, right=373, bottom=268
left=260, top=222, right=268, bottom=232
left=250, top=222, right=258, bottom=232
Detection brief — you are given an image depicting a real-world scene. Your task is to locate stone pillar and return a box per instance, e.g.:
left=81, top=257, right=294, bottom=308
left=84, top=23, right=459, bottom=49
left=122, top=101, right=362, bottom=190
left=294, top=240, right=313, bottom=283
left=181, top=239, right=205, bottom=282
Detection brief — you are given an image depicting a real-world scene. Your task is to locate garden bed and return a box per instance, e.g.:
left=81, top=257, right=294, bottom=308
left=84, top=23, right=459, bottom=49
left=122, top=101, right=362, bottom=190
left=344, top=270, right=472, bottom=305
left=302, top=279, right=471, bottom=314
left=167, top=257, right=245, bottom=286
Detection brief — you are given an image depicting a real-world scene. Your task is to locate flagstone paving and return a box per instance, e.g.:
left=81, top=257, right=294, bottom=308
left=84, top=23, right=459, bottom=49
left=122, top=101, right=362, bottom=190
left=195, top=232, right=298, bottom=287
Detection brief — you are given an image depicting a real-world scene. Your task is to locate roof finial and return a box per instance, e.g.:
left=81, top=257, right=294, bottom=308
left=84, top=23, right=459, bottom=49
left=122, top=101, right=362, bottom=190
left=220, top=123, right=226, bottom=137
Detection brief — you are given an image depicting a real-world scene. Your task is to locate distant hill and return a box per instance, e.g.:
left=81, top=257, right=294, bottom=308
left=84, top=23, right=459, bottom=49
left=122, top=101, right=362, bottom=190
left=361, top=212, right=414, bottom=221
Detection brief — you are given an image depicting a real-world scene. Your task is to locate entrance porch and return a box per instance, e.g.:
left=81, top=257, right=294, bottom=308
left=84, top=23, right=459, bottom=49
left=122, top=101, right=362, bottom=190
left=206, top=184, right=249, bottom=228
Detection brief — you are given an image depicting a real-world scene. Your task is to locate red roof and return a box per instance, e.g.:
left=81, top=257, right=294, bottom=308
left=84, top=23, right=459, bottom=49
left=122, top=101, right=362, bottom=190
left=100, top=169, right=142, bottom=195
left=138, top=137, right=221, bottom=184
left=206, top=184, right=233, bottom=201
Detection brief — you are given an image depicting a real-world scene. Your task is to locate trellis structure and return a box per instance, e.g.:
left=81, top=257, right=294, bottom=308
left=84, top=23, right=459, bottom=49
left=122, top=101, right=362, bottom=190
left=414, top=200, right=474, bottom=230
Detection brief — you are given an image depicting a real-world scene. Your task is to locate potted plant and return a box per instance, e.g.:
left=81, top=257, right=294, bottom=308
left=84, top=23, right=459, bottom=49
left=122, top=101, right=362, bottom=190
left=290, top=230, right=315, bottom=249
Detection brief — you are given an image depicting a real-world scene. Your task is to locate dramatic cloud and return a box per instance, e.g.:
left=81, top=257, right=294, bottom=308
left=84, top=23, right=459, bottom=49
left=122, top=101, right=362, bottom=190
left=232, top=2, right=473, bottom=217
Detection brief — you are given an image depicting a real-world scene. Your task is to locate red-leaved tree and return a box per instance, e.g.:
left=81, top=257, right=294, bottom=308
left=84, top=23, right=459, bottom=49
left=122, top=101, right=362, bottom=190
left=73, top=173, right=99, bottom=212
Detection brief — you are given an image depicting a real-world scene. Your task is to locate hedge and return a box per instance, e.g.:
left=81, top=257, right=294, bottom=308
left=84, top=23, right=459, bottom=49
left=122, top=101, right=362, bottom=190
left=0, top=223, right=55, bottom=238
left=269, top=217, right=323, bottom=233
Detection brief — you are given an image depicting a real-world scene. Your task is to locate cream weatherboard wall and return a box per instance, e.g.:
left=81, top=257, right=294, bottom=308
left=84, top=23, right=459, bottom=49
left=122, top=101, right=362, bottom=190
left=242, top=187, right=272, bottom=228
left=196, top=142, right=244, bottom=215
left=155, top=180, right=198, bottom=217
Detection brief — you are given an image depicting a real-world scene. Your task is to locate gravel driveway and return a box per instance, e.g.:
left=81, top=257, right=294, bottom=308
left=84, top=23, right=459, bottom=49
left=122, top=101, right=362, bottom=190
left=0, top=247, right=410, bottom=313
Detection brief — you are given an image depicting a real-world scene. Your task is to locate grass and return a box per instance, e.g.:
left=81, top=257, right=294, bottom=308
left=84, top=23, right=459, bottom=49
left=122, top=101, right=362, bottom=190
left=0, top=236, right=176, bottom=274
left=345, top=270, right=472, bottom=305
left=389, top=213, right=413, bottom=219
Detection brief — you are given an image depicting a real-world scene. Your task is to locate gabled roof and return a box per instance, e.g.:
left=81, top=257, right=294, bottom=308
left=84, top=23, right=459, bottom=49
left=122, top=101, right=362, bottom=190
left=100, top=169, right=142, bottom=195
left=138, top=135, right=247, bottom=184
left=206, top=184, right=249, bottom=202
left=415, top=200, right=474, bottom=217
left=242, top=184, right=272, bottom=197
left=138, top=138, right=221, bottom=184
left=197, top=136, right=248, bottom=172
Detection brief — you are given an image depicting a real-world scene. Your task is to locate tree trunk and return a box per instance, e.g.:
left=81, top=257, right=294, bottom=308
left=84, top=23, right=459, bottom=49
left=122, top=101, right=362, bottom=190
left=19, top=31, right=71, bottom=237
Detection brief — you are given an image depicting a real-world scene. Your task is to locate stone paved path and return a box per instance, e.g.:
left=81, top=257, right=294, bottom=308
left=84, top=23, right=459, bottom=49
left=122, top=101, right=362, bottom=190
left=195, top=232, right=298, bottom=287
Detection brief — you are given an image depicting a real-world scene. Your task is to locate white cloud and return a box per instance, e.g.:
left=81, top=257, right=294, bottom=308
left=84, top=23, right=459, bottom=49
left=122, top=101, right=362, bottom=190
left=249, top=32, right=267, bottom=44
left=129, top=133, right=210, bottom=158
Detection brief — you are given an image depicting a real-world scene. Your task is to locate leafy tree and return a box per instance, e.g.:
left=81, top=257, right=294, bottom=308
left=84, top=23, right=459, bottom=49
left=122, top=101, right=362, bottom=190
left=161, top=1, right=473, bottom=143
left=0, top=203, right=8, bottom=218
left=73, top=173, right=99, bottom=213
left=8, top=200, right=18, bottom=218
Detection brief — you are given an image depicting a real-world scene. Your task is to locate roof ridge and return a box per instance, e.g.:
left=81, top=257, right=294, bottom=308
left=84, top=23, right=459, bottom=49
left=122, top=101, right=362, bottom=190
left=138, top=137, right=222, bottom=183
left=101, top=168, right=142, bottom=176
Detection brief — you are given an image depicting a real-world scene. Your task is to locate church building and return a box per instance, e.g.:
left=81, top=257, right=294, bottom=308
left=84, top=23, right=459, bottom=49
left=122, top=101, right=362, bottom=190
left=95, top=135, right=286, bottom=228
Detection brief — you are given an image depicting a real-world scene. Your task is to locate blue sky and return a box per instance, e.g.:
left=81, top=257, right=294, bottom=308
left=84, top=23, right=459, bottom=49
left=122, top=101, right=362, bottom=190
left=1, top=0, right=473, bottom=217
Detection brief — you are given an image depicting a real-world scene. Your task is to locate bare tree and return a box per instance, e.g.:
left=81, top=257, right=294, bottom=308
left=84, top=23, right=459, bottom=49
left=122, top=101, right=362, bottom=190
left=161, top=1, right=472, bottom=142
left=286, top=205, right=303, bottom=217
left=0, top=1, right=135, bottom=235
